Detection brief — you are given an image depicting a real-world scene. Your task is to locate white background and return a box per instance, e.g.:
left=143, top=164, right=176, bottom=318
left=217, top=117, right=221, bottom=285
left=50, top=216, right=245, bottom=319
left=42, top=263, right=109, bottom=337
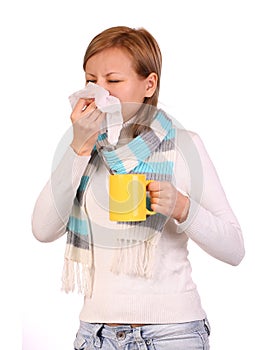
left=0, top=0, right=254, bottom=349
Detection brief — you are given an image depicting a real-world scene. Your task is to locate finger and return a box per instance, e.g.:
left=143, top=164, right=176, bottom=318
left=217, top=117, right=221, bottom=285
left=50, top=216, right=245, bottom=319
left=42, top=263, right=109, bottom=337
left=82, top=100, right=97, bottom=112
left=71, top=107, right=96, bottom=126
left=149, top=190, right=160, bottom=199
left=83, top=104, right=106, bottom=123
left=150, top=202, right=173, bottom=217
left=150, top=202, right=163, bottom=214
left=82, top=108, right=104, bottom=125
left=74, top=98, right=89, bottom=112
left=94, top=111, right=106, bottom=123
left=75, top=110, right=106, bottom=137
left=71, top=100, right=96, bottom=122
left=84, top=98, right=95, bottom=105
left=150, top=197, right=159, bottom=205
left=147, top=181, right=161, bottom=192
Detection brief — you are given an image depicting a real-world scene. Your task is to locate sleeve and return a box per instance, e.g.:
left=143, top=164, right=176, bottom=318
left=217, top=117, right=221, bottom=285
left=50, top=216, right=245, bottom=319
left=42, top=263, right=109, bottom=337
left=31, top=146, right=91, bottom=242
left=175, top=130, right=245, bottom=266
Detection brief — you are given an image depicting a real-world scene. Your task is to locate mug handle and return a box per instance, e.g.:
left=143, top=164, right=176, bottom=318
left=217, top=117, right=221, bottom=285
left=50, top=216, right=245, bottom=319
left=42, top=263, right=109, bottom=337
left=146, top=180, right=156, bottom=216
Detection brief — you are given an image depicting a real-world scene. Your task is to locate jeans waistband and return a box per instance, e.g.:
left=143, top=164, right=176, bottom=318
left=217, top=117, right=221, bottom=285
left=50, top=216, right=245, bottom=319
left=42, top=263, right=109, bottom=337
left=79, top=318, right=210, bottom=340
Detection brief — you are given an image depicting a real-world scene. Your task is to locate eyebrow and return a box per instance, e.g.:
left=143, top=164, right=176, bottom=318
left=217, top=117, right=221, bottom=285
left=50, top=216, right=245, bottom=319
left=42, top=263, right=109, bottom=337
left=86, top=72, right=122, bottom=77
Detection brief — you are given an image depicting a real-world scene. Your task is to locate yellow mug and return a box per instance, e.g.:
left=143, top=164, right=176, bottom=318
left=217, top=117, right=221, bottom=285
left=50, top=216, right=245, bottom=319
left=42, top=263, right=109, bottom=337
left=109, top=174, right=156, bottom=222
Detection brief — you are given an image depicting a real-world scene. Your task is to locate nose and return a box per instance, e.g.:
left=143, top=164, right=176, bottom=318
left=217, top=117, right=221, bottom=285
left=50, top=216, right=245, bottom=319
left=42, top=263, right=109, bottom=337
left=96, top=79, right=110, bottom=93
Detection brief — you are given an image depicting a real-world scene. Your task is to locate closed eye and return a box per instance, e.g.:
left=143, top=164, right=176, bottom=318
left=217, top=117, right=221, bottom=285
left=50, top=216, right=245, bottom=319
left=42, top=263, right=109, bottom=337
left=86, top=79, right=122, bottom=84
left=108, top=80, right=121, bottom=83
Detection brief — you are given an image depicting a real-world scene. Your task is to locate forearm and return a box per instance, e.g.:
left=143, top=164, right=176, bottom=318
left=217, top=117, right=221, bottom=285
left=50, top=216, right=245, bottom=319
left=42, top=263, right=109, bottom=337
left=31, top=146, right=90, bottom=242
left=177, top=198, right=245, bottom=265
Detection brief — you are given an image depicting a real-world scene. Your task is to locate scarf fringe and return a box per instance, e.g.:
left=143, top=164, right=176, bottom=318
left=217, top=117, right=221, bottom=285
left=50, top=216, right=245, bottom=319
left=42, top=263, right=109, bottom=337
left=61, top=259, right=93, bottom=297
left=111, top=233, right=161, bottom=278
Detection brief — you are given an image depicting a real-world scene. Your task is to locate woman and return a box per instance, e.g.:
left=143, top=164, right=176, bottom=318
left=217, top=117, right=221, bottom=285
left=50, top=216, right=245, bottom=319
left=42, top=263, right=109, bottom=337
left=32, top=26, right=245, bottom=349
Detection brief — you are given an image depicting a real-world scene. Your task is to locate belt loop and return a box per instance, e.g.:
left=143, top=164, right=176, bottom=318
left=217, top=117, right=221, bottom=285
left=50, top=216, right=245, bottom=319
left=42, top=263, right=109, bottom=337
left=132, top=326, right=143, bottom=342
left=92, top=324, right=103, bottom=348
left=132, top=326, right=149, bottom=349
left=204, top=318, right=211, bottom=336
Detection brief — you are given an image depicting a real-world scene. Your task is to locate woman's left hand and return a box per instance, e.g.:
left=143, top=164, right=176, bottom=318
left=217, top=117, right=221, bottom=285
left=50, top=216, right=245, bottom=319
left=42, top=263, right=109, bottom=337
left=147, top=181, right=190, bottom=223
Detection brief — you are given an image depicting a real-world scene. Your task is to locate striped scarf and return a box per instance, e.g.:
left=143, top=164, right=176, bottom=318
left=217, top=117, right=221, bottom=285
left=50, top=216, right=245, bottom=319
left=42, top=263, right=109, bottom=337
left=62, top=108, right=176, bottom=296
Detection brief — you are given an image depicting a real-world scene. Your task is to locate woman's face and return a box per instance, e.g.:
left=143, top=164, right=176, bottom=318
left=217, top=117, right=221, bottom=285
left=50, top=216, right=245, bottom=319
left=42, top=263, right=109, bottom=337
left=85, top=47, right=156, bottom=120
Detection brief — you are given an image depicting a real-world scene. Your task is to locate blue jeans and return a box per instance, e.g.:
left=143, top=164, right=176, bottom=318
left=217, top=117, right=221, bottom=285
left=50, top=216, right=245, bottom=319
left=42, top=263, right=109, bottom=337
left=74, top=319, right=210, bottom=349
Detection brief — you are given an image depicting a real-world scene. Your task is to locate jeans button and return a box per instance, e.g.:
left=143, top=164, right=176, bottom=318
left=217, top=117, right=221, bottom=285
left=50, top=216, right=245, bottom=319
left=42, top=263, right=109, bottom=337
left=116, top=331, right=126, bottom=340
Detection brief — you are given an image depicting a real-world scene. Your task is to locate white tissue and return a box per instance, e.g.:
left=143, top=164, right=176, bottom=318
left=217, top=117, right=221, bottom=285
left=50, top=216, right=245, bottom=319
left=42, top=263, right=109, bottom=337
left=68, top=82, right=123, bottom=145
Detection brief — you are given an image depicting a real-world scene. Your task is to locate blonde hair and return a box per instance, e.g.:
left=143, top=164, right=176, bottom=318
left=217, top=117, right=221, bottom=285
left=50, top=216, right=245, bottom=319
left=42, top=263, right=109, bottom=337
left=83, top=26, right=162, bottom=107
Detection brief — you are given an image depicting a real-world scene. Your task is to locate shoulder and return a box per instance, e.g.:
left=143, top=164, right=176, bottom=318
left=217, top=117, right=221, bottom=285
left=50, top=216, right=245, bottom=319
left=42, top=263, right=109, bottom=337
left=175, top=127, right=204, bottom=151
left=174, top=127, right=210, bottom=178
left=175, top=127, right=199, bottom=139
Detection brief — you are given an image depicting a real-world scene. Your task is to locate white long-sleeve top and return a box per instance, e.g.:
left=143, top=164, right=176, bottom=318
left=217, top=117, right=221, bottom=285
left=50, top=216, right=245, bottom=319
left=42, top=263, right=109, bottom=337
left=32, top=128, right=245, bottom=324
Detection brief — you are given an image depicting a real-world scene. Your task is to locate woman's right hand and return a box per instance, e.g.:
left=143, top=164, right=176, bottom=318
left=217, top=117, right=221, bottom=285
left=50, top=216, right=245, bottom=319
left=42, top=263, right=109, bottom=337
left=70, top=98, right=106, bottom=156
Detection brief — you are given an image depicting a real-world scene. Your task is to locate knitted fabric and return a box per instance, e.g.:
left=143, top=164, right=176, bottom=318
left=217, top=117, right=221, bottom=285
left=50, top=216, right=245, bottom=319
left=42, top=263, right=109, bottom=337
left=62, top=108, right=176, bottom=296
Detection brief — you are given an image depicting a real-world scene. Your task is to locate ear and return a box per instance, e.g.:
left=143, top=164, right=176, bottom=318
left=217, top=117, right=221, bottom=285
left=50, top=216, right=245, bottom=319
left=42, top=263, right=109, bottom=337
left=144, top=72, right=158, bottom=98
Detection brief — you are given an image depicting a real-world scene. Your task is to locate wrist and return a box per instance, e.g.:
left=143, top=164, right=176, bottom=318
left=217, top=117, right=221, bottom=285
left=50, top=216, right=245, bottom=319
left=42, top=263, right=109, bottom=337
left=70, top=142, right=92, bottom=156
left=173, top=192, right=190, bottom=223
